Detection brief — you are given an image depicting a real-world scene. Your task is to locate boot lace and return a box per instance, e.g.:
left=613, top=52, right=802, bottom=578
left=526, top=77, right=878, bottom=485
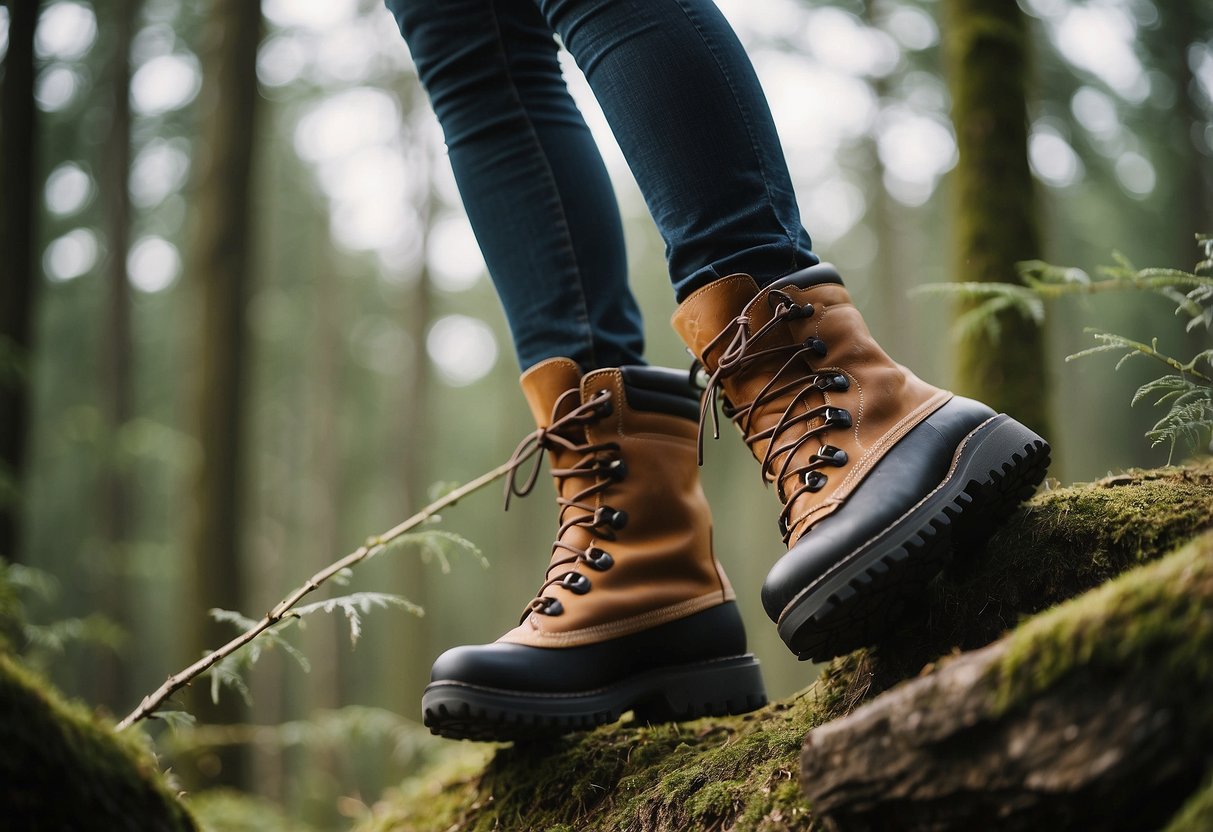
left=695, top=290, right=852, bottom=543
left=503, top=388, right=625, bottom=620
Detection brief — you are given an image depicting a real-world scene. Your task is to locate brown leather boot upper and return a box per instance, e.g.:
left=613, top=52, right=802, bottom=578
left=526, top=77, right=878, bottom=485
left=497, top=358, right=734, bottom=648
left=672, top=269, right=952, bottom=544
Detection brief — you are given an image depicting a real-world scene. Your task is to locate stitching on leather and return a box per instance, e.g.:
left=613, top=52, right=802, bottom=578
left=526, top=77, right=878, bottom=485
left=501, top=592, right=727, bottom=647
left=778, top=412, right=1003, bottom=622
left=838, top=390, right=952, bottom=494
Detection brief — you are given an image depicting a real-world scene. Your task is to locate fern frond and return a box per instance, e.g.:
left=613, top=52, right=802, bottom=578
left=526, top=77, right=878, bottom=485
left=209, top=655, right=252, bottom=706
left=23, top=615, right=124, bottom=655
left=150, top=710, right=197, bottom=733
left=5, top=563, right=59, bottom=602
left=294, top=591, right=422, bottom=647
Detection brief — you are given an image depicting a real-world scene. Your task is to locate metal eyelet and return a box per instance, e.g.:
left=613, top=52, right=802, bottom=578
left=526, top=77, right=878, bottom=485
left=539, top=597, right=564, bottom=616
left=803, top=471, right=828, bottom=492
left=824, top=407, right=852, bottom=429
left=767, top=289, right=795, bottom=312
left=560, top=572, right=592, bottom=595
left=605, top=457, right=628, bottom=481
left=815, top=373, right=849, bottom=392
left=813, top=445, right=848, bottom=467
left=803, top=337, right=827, bottom=357
left=596, top=394, right=614, bottom=418
left=778, top=514, right=790, bottom=537
left=690, top=361, right=710, bottom=390
left=600, top=507, right=629, bottom=530
left=586, top=547, right=615, bottom=571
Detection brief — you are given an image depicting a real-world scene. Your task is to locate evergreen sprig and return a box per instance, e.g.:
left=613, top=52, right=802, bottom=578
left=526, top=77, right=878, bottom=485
left=916, top=236, right=1213, bottom=460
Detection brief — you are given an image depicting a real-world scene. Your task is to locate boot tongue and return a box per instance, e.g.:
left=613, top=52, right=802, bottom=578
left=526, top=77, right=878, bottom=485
left=671, top=274, right=762, bottom=368
left=520, top=358, right=583, bottom=428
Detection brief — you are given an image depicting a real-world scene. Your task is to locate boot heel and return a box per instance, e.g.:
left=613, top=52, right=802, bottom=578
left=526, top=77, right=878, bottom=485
left=632, top=655, right=767, bottom=722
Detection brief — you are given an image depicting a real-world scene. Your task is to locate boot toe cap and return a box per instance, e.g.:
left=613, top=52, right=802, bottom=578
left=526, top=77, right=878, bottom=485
left=761, top=396, right=997, bottom=620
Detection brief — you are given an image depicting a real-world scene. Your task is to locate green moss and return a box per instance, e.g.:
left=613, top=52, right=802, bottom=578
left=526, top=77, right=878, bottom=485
left=868, top=464, right=1213, bottom=692
left=358, top=669, right=867, bottom=832
left=1165, top=772, right=1213, bottom=832
left=0, top=561, right=23, bottom=651
left=359, top=466, right=1213, bottom=832
left=0, top=652, right=196, bottom=831
left=988, top=527, right=1213, bottom=715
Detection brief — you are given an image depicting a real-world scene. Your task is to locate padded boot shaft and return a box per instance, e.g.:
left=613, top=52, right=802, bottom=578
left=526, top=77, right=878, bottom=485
left=672, top=264, right=950, bottom=543
left=500, top=360, right=734, bottom=648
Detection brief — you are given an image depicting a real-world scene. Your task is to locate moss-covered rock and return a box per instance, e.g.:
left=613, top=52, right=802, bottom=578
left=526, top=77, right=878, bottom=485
left=800, top=529, right=1213, bottom=830
left=357, top=465, right=1213, bottom=832
left=0, top=652, right=196, bottom=831
left=868, top=462, right=1213, bottom=693
left=1165, top=772, right=1213, bottom=832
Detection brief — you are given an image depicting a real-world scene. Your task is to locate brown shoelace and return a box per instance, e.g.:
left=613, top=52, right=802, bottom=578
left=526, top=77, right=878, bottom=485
left=503, top=388, right=625, bottom=619
left=696, top=291, right=852, bottom=543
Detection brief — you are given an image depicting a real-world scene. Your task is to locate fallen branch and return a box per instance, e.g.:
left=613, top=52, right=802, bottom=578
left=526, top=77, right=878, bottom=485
left=115, top=460, right=515, bottom=732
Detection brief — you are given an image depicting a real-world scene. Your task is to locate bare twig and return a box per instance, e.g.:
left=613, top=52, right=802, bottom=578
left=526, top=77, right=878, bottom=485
left=115, top=459, right=515, bottom=732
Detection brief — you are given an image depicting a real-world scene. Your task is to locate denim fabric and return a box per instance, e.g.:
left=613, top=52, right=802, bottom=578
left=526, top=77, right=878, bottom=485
left=386, top=0, right=818, bottom=371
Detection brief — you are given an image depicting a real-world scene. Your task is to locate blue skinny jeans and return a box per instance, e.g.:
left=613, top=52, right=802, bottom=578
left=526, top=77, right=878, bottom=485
left=385, top=0, right=818, bottom=371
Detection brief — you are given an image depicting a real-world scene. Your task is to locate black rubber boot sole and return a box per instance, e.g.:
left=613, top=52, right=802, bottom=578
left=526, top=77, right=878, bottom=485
left=776, top=414, right=1050, bottom=662
left=422, top=653, right=767, bottom=742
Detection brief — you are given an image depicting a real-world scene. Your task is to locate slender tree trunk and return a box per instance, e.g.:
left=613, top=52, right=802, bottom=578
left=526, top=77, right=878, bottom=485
left=306, top=236, right=342, bottom=713
left=857, top=0, right=903, bottom=361
left=942, top=0, right=1050, bottom=437
left=181, top=0, right=264, bottom=789
left=388, top=143, right=436, bottom=716
left=96, top=0, right=139, bottom=713
left=1169, top=5, right=1213, bottom=258
left=0, top=0, right=42, bottom=565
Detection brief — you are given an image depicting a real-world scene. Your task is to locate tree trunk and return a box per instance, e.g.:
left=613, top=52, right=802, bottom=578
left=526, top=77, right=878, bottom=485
left=389, top=161, right=435, bottom=719
left=942, top=0, right=1050, bottom=437
left=0, top=0, right=42, bottom=565
left=96, top=0, right=139, bottom=714
left=181, top=0, right=264, bottom=789
left=1165, top=3, right=1213, bottom=262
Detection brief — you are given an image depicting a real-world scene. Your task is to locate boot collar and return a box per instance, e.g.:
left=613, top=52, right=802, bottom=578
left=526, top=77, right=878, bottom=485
left=671, top=265, right=846, bottom=368
left=520, top=357, right=583, bottom=428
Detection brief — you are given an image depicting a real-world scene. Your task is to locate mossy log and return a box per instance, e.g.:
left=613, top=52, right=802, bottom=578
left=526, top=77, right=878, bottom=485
left=800, top=529, right=1213, bottom=831
left=0, top=653, right=196, bottom=831
left=863, top=463, right=1213, bottom=698
left=359, top=465, right=1213, bottom=832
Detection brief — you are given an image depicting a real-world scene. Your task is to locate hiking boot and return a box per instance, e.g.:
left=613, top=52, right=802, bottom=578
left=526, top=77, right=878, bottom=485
left=422, top=358, right=767, bottom=740
left=672, top=264, right=1050, bottom=661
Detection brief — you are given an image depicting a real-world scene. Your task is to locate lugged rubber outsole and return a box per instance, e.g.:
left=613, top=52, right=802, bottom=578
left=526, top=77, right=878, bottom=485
left=776, top=414, right=1050, bottom=663
left=422, top=654, right=767, bottom=742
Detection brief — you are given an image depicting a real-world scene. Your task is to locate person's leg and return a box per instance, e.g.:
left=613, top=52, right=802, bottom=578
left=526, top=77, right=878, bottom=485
left=384, top=0, right=766, bottom=742
left=533, top=0, right=819, bottom=301
left=386, top=0, right=644, bottom=371
left=534, top=0, right=1049, bottom=662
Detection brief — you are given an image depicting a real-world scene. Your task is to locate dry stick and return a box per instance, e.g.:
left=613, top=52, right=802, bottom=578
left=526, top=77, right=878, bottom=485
left=115, top=459, right=516, bottom=732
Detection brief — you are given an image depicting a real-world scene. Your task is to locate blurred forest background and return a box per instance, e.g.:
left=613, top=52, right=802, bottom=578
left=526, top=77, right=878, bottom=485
left=1, top=0, right=1211, bottom=827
